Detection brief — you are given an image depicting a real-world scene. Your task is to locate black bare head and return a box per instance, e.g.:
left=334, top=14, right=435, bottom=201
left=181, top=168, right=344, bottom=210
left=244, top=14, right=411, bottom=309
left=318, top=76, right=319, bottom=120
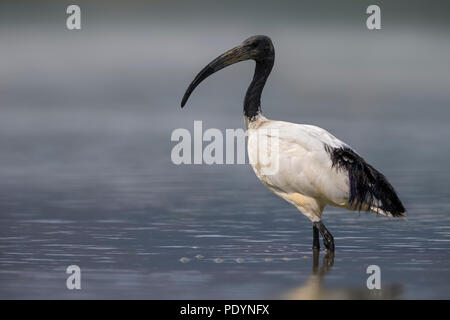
left=181, top=35, right=275, bottom=120
left=240, top=35, right=275, bottom=62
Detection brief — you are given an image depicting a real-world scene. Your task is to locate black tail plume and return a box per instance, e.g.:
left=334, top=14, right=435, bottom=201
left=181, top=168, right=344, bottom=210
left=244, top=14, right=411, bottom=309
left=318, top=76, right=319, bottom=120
left=324, top=145, right=406, bottom=217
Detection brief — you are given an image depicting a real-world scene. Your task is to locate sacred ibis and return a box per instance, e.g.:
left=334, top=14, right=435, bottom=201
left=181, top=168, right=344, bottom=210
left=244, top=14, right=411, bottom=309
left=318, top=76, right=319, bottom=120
left=181, top=35, right=405, bottom=251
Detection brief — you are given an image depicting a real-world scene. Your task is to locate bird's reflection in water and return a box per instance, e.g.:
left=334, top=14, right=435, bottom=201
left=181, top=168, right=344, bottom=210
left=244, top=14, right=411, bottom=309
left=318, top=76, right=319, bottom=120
left=282, top=251, right=403, bottom=300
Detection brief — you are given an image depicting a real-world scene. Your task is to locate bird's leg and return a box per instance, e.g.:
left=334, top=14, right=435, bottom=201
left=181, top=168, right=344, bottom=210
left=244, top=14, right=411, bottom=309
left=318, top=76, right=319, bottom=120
left=313, top=221, right=335, bottom=252
left=312, top=224, right=320, bottom=250
left=312, top=248, right=320, bottom=274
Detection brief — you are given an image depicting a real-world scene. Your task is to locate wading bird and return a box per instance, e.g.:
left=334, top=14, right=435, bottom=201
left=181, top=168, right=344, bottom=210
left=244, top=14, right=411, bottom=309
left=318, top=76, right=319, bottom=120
left=181, top=35, right=405, bottom=251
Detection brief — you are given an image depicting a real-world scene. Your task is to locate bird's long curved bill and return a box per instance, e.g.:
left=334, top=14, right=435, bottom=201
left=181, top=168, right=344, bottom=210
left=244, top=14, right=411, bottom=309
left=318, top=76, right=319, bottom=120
left=181, top=44, right=249, bottom=108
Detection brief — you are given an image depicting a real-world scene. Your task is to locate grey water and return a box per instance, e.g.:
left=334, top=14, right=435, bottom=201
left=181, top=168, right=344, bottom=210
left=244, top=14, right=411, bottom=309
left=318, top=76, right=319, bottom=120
left=1, top=2, right=450, bottom=299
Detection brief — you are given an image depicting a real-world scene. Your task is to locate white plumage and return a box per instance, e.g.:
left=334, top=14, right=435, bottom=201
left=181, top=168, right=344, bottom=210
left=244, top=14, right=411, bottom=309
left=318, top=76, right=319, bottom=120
left=247, top=114, right=350, bottom=223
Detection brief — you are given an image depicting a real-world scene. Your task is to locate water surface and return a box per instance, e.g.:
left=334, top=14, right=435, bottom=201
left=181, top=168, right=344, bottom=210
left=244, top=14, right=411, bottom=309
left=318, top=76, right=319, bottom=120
left=1, top=14, right=450, bottom=299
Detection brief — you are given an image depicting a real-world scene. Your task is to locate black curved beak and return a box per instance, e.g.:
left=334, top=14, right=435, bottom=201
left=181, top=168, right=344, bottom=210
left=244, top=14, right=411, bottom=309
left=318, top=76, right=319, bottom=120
left=181, top=44, right=251, bottom=108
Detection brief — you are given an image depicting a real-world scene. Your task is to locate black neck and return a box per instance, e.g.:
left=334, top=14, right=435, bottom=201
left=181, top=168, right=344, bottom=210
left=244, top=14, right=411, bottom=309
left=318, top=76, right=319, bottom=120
left=244, top=58, right=274, bottom=120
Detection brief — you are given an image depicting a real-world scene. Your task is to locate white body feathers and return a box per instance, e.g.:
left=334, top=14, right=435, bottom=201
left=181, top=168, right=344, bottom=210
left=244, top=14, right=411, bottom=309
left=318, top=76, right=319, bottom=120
left=247, top=115, right=376, bottom=222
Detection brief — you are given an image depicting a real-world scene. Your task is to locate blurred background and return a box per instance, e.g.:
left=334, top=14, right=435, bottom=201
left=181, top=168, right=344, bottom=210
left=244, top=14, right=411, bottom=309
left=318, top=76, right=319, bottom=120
left=0, top=0, right=449, bottom=299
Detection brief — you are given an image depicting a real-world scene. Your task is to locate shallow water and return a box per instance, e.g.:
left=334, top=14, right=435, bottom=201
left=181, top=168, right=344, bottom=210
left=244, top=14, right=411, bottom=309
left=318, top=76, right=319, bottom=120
left=0, top=110, right=449, bottom=299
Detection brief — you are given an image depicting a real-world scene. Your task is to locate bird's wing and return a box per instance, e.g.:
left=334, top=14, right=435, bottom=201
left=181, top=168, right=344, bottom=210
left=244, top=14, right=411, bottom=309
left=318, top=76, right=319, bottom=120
left=253, top=121, right=405, bottom=217
left=323, top=144, right=406, bottom=217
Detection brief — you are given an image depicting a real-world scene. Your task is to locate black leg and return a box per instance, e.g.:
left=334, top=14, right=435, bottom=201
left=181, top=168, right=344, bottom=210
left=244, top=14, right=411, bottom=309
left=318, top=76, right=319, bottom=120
left=312, top=225, right=320, bottom=250
left=313, top=221, right=335, bottom=252
left=312, top=248, right=320, bottom=274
